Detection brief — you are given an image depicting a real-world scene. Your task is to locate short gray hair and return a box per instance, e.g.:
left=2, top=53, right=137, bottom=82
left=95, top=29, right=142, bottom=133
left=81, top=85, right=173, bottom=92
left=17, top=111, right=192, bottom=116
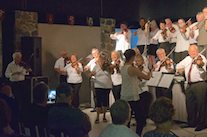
left=156, top=48, right=165, bottom=54
left=110, top=99, right=130, bottom=124
left=12, top=52, right=22, bottom=60
left=196, top=12, right=204, bottom=19
left=92, top=48, right=99, bottom=53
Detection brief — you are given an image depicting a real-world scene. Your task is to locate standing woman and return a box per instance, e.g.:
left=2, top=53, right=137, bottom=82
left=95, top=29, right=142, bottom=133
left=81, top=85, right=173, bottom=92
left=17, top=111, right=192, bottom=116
left=62, top=53, right=83, bottom=108
left=89, top=51, right=113, bottom=124
left=145, top=20, right=159, bottom=70
left=111, top=50, right=124, bottom=100
left=121, top=49, right=152, bottom=136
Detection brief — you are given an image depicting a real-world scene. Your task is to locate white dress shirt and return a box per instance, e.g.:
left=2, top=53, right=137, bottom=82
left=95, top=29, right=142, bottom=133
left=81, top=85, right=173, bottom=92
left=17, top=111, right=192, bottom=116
left=155, top=58, right=174, bottom=73
left=54, top=57, right=65, bottom=70
left=64, top=62, right=83, bottom=83
left=136, top=28, right=147, bottom=45
left=167, top=24, right=179, bottom=43
left=173, top=28, right=190, bottom=52
left=86, top=58, right=97, bottom=72
left=111, top=29, right=132, bottom=53
left=153, top=29, right=170, bottom=43
left=189, top=22, right=199, bottom=44
left=5, top=61, right=29, bottom=82
left=176, top=54, right=206, bottom=82
left=111, top=59, right=124, bottom=86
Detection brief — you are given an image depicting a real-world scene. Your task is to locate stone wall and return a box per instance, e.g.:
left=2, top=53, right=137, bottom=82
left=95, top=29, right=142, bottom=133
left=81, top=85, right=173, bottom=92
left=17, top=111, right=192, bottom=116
left=100, top=18, right=116, bottom=53
left=14, top=11, right=38, bottom=50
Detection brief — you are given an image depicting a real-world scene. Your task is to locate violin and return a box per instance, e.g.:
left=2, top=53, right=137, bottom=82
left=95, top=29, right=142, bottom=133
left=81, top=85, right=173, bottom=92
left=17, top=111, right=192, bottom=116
left=169, top=26, right=175, bottom=33
left=181, top=25, right=187, bottom=33
left=122, top=29, right=128, bottom=34
left=19, top=61, right=30, bottom=69
left=102, top=62, right=114, bottom=74
left=193, top=55, right=204, bottom=68
left=72, top=62, right=78, bottom=68
left=158, top=58, right=174, bottom=71
left=114, top=59, right=121, bottom=73
left=141, top=26, right=145, bottom=30
left=161, top=28, right=168, bottom=40
left=65, top=57, right=71, bottom=64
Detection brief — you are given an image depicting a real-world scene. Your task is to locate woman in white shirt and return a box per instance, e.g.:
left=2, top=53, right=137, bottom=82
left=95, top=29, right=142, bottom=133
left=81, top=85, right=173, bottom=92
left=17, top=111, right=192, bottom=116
left=89, top=51, right=113, bottom=124
left=111, top=50, right=124, bottom=100
left=63, top=54, right=83, bottom=108
left=121, top=49, right=152, bottom=136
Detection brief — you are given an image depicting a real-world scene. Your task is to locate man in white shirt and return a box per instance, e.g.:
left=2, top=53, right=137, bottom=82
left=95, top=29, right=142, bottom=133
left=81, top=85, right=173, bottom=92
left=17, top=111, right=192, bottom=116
left=99, top=99, right=139, bottom=137
left=54, top=50, right=68, bottom=83
left=189, top=12, right=204, bottom=45
left=165, top=18, right=179, bottom=60
left=154, top=48, right=174, bottom=99
left=133, top=18, right=148, bottom=54
left=110, top=21, right=131, bottom=57
left=5, top=52, right=32, bottom=108
left=176, top=45, right=207, bottom=131
left=170, top=19, right=190, bottom=64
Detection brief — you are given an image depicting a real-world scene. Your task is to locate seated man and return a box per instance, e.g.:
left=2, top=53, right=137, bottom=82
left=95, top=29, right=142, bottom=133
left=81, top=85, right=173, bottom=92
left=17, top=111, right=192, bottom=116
left=0, top=78, right=19, bottom=131
left=99, top=99, right=139, bottom=137
left=20, top=82, right=49, bottom=128
left=47, top=83, right=91, bottom=137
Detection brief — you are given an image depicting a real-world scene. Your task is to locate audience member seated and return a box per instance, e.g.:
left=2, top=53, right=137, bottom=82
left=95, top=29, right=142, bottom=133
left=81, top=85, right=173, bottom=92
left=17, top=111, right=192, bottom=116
left=0, top=78, right=19, bottom=131
left=20, top=82, right=49, bottom=128
left=47, top=83, right=91, bottom=137
left=0, top=99, right=23, bottom=137
left=99, top=99, right=139, bottom=137
left=143, top=97, right=177, bottom=137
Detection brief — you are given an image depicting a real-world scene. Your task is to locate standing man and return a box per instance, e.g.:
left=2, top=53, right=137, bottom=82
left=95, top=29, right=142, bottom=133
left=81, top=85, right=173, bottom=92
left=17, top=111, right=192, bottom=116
left=189, top=12, right=204, bottom=45
left=165, top=18, right=179, bottom=60
left=193, top=7, right=207, bottom=58
left=110, top=21, right=132, bottom=57
left=54, top=50, right=68, bottom=83
left=133, top=18, right=148, bottom=54
left=176, top=45, right=207, bottom=131
left=5, top=52, right=32, bottom=108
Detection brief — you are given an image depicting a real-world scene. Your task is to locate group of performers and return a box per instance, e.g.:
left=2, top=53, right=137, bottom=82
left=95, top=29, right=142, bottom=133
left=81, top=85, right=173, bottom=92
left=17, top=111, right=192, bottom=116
left=4, top=7, right=207, bottom=136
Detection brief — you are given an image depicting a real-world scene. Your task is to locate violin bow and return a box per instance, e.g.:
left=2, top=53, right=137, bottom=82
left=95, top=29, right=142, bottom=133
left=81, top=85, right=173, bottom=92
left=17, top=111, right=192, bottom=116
left=159, top=46, right=176, bottom=65
left=26, top=53, right=34, bottom=64
left=181, top=18, right=192, bottom=29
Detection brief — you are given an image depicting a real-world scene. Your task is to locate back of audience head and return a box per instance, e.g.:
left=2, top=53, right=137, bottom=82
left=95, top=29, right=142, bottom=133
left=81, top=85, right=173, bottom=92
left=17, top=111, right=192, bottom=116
left=124, top=49, right=136, bottom=62
left=110, top=99, right=131, bottom=125
left=0, top=99, right=11, bottom=133
left=0, top=78, right=12, bottom=97
left=56, top=83, right=73, bottom=104
left=149, top=97, right=175, bottom=125
left=33, top=82, right=49, bottom=106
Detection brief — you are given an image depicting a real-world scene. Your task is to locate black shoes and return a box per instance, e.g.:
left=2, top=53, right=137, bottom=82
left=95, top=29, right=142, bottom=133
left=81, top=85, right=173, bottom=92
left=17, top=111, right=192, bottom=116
left=195, top=126, right=206, bottom=131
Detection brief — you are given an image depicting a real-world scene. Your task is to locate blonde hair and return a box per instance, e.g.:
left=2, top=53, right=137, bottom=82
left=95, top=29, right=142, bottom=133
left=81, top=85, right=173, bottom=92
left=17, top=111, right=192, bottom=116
left=111, top=50, right=121, bottom=61
left=150, top=20, right=158, bottom=30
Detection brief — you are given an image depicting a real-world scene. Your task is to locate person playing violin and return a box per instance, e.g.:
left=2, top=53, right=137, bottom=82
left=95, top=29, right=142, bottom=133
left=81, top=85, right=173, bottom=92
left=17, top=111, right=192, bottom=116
left=134, top=54, right=152, bottom=129
left=176, top=45, right=207, bottom=131
left=110, top=21, right=132, bottom=58
left=110, top=50, right=124, bottom=101
left=133, top=18, right=148, bottom=54
left=54, top=50, right=68, bottom=83
left=5, top=52, right=32, bottom=108
left=89, top=51, right=113, bottom=124
left=84, top=48, right=99, bottom=112
left=153, top=48, right=174, bottom=100
left=170, top=19, right=190, bottom=64
left=152, top=20, right=171, bottom=55
left=62, top=54, right=83, bottom=108
left=165, top=18, right=179, bottom=60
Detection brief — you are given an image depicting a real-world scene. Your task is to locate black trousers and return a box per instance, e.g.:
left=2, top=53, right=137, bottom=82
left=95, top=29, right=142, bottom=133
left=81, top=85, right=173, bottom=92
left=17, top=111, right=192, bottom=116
left=137, top=45, right=145, bottom=54
left=90, top=78, right=97, bottom=108
left=11, top=80, right=30, bottom=109
left=95, top=88, right=110, bottom=107
left=112, top=84, right=121, bottom=101
left=185, top=82, right=207, bottom=127
left=60, top=75, right=67, bottom=83
left=156, top=87, right=172, bottom=100
left=68, top=83, right=82, bottom=108
left=174, top=51, right=188, bottom=64
left=159, top=42, right=171, bottom=55
left=128, top=100, right=143, bottom=135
